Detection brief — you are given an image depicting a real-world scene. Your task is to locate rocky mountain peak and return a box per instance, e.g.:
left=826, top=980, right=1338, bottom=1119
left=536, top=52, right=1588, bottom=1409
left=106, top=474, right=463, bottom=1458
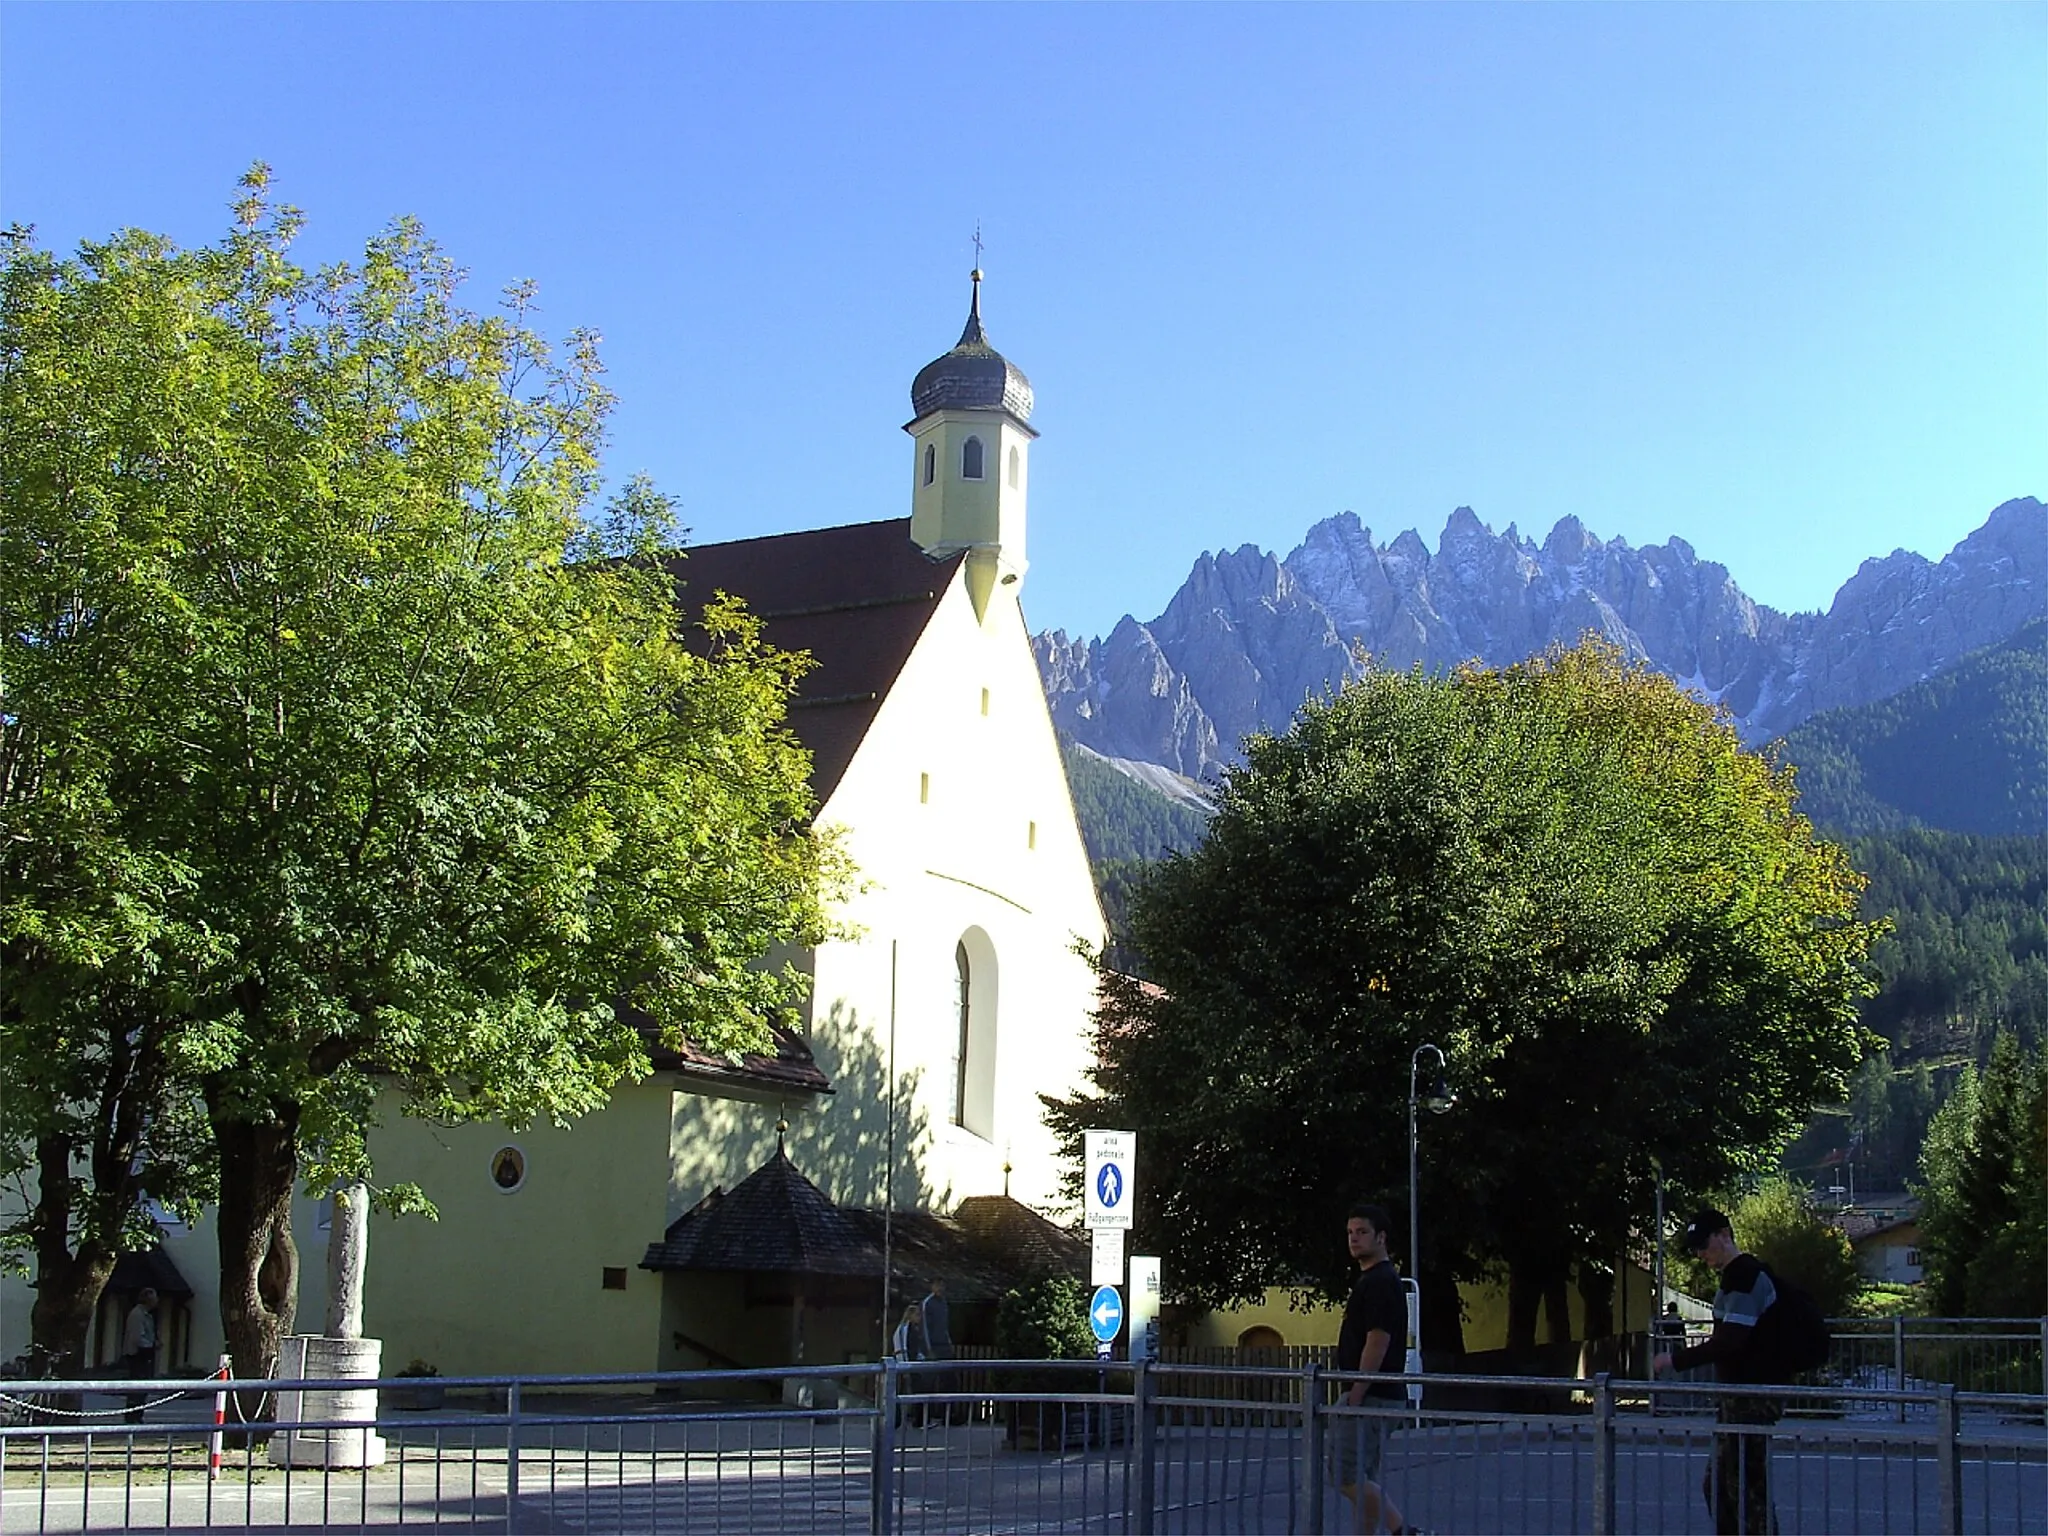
left=1034, top=499, right=2045, bottom=784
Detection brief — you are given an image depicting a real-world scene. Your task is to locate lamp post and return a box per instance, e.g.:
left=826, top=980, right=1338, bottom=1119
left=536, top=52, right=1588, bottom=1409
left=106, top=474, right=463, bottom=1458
left=1407, top=1043, right=1456, bottom=1339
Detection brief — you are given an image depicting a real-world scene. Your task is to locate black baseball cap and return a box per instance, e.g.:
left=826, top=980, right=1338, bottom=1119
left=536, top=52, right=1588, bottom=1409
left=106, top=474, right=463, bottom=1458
left=1683, top=1209, right=1731, bottom=1251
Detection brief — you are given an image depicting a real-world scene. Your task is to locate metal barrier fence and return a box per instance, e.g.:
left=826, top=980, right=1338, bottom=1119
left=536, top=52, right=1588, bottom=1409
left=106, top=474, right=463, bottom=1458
left=2, top=1357, right=2042, bottom=1533
left=1823, top=1318, right=2048, bottom=1401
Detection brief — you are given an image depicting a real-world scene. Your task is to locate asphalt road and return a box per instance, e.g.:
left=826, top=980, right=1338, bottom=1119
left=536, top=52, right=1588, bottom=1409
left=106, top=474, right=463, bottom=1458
left=3, top=1399, right=2041, bottom=1533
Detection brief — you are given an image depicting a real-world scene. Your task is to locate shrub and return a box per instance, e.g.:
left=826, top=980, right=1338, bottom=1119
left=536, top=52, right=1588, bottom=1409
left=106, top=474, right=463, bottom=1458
left=996, top=1275, right=1098, bottom=1361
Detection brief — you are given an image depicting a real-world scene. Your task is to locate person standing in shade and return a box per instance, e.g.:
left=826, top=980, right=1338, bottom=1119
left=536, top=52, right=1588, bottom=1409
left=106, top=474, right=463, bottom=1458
left=918, top=1277, right=954, bottom=1425
left=1331, top=1206, right=1426, bottom=1536
left=891, top=1302, right=923, bottom=1363
left=120, top=1287, right=159, bottom=1423
left=1653, top=1210, right=1780, bottom=1535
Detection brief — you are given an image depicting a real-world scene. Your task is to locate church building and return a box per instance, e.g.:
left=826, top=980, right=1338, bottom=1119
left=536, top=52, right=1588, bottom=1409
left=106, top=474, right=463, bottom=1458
left=356, top=272, right=1106, bottom=1377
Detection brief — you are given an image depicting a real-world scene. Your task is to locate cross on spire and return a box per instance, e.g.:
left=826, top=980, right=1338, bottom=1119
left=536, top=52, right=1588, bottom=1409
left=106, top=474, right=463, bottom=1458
left=971, top=222, right=985, bottom=277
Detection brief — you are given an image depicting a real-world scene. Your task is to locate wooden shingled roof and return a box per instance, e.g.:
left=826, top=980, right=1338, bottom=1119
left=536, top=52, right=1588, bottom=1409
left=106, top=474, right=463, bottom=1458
left=642, top=1149, right=882, bottom=1277
left=952, top=1195, right=1088, bottom=1283
left=642, top=1151, right=1089, bottom=1302
left=667, top=518, right=965, bottom=807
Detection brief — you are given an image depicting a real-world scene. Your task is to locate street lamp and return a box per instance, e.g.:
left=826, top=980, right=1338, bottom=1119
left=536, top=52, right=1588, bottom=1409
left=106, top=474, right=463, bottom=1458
left=1408, top=1043, right=1456, bottom=1330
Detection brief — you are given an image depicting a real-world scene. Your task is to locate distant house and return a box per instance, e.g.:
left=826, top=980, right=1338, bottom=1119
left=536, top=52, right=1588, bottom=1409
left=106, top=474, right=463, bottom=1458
left=1839, top=1205, right=1923, bottom=1285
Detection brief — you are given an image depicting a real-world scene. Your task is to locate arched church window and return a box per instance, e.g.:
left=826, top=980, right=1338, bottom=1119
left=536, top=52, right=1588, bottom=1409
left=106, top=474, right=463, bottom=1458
left=961, top=436, right=985, bottom=480
left=1008, top=446, right=1020, bottom=488
left=952, top=942, right=971, bottom=1128
left=949, top=929, right=998, bottom=1139
left=923, top=443, right=936, bottom=486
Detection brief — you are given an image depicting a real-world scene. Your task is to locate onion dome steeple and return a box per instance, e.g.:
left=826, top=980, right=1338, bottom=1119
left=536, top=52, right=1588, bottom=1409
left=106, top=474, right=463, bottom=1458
left=909, top=269, right=1034, bottom=425
left=905, top=260, right=1036, bottom=622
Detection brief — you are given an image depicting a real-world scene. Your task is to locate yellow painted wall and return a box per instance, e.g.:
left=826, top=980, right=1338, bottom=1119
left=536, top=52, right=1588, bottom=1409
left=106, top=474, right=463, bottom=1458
left=362, top=1080, right=672, bottom=1378
left=1187, top=1262, right=1664, bottom=1354
left=908, top=411, right=1033, bottom=586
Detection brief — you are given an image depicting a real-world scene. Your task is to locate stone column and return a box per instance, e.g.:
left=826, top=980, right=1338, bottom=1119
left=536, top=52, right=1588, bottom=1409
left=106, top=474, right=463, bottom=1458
left=270, top=1182, right=386, bottom=1467
left=324, top=1182, right=368, bottom=1339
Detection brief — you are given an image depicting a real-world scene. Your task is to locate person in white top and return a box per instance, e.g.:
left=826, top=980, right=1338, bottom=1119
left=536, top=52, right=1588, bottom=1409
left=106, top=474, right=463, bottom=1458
left=121, top=1287, right=159, bottom=1422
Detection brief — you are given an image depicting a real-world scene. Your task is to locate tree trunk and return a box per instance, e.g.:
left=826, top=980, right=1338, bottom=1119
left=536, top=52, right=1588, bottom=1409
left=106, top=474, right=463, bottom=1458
left=24, top=1011, right=168, bottom=1376
left=1505, top=1263, right=1543, bottom=1350
left=25, top=1134, right=119, bottom=1377
left=1505, top=1255, right=1576, bottom=1349
left=1577, top=1262, right=1616, bottom=1341
left=1418, top=1266, right=1466, bottom=1357
left=211, top=1098, right=302, bottom=1417
left=1542, top=1270, right=1573, bottom=1344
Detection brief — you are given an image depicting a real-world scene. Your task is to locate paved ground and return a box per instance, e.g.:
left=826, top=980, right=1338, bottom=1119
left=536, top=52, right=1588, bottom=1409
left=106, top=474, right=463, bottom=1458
left=3, top=1393, right=2041, bottom=1533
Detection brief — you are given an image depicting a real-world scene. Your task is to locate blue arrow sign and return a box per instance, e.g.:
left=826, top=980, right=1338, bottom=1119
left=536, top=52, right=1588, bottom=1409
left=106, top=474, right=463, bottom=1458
left=1088, top=1285, right=1123, bottom=1343
left=1096, top=1162, right=1123, bottom=1209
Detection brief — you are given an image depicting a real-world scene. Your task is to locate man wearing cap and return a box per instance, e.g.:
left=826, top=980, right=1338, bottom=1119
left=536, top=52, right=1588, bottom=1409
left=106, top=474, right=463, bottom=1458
left=1653, top=1210, right=1779, bottom=1535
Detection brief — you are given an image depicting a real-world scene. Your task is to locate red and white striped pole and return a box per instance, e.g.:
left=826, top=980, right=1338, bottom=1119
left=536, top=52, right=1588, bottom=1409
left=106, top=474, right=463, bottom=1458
left=208, top=1355, right=229, bottom=1480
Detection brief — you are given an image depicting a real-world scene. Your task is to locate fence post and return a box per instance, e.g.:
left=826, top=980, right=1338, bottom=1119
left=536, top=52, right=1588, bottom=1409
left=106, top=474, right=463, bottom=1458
left=871, top=1359, right=897, bottom=1536
left=1894, top=1314, right=1908, bottom=1422
left=1299, top=1362, right=1322, bottom=1536
left=504, top=1379, right=522, bottom=1535
left=1590, top=1373, right=1616, bottom=1536
left=2039, top=1316, right=2047, bottom=1404
left=1933, top=1382, right=1962, bottom=1536
left=1132, top=1361, right=1156, bottom=1535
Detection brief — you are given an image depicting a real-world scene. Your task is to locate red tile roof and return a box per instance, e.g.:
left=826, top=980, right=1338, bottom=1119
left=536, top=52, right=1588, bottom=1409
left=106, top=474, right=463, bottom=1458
left=669, top=519, right=964, bottom=806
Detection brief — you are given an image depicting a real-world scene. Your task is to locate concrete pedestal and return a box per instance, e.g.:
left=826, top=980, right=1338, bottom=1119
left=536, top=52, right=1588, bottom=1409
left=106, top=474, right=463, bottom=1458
left=269, top=1335, right=388, bottom=1468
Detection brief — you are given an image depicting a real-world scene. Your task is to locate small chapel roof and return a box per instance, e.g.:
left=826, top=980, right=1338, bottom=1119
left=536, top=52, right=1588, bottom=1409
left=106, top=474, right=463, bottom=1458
left=669, top=519, right=964, bottom=807
left=641, top=1148, right=882, bottom=1277
left=951, top=1195, right=1088, bottom=1283
left=108, top=1245, right=195, bottom=1300
left=641, top=1153, right=1086, bottom=1300
left=908, top=272, right=1035, bottom=426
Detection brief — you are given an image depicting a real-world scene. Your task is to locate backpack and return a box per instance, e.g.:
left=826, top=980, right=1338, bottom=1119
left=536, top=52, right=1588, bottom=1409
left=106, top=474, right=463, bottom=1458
left=1754, top=1264, right=1831, bottom=1379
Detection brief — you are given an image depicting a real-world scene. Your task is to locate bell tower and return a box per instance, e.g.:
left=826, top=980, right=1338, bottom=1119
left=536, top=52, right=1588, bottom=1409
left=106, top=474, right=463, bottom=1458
left=906, top=267, right=1037, bottom=621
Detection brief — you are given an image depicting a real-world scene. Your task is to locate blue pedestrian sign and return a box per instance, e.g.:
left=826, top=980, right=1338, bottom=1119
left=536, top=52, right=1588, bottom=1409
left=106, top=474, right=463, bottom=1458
left=1088, top=1285, right=1123, bottom=1343
left=1096, top=1162, right=1123, bottom=1210
left=1083, top=1130, right=1135, bottom=1231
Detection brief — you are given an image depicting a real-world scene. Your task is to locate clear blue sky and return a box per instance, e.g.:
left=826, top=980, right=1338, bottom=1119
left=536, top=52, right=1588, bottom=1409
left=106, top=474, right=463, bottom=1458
left=4, top=3, right=2042, bottom=641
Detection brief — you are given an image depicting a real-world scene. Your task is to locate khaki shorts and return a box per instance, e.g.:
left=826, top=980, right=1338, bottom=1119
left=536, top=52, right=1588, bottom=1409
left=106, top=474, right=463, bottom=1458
left=1326, top=1413, right=1389, bottom=1488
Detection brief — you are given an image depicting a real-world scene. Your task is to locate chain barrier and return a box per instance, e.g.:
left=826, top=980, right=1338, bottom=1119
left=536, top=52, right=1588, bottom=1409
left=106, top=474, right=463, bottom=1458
left=0, top=1386, right=195, bottom=1417
left=0, top=1354, right=253, bottom=1423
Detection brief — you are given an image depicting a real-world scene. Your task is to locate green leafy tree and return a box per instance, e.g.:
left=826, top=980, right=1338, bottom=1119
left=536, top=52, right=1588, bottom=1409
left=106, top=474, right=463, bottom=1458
left=1050, top=643, right=1878, bottom=1350
left=1, top=173, right=842, bottom=1380
left=1916, top=1033, right=2048, bottom=1316
left=1672, top=1180, right=1862, bottom=1317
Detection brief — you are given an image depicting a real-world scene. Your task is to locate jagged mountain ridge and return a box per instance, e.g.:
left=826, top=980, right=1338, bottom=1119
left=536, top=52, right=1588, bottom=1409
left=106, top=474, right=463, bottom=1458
left=1035, top=497, right=2046, bottom=780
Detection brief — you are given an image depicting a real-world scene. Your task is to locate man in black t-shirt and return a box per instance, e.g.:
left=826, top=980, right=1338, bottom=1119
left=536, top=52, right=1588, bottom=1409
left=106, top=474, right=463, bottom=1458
left=1330, top=1204, right=1422, bottom=1535
left=1653, top=1209, right=1779, bottom=1534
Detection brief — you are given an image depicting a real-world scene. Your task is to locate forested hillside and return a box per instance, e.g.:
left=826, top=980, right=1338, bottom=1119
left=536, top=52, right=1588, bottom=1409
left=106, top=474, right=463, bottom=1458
left=1061, top=744, right=1211, bottom=973
left=1785, top=829, right=2048, bottom=1191
left=1061, top=743, right=1211, bottom=865
left=1773, top=620, right=2047, bottom=837
left=1855, top=830, right=2048, bottom=1058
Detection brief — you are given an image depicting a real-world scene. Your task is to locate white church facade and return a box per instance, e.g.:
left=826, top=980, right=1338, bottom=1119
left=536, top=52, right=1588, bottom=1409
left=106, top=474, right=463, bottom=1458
left=354, top=272, right=1106, bottom=1377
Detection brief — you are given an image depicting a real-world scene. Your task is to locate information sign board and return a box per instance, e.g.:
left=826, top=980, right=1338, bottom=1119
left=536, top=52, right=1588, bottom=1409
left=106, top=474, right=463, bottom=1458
left=1090, top=1226, right=1126, bottom=1287
left=1128, top=1256, right=1162, bottom=1363
left=1083, top=1130, right=1136, bottom=1231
